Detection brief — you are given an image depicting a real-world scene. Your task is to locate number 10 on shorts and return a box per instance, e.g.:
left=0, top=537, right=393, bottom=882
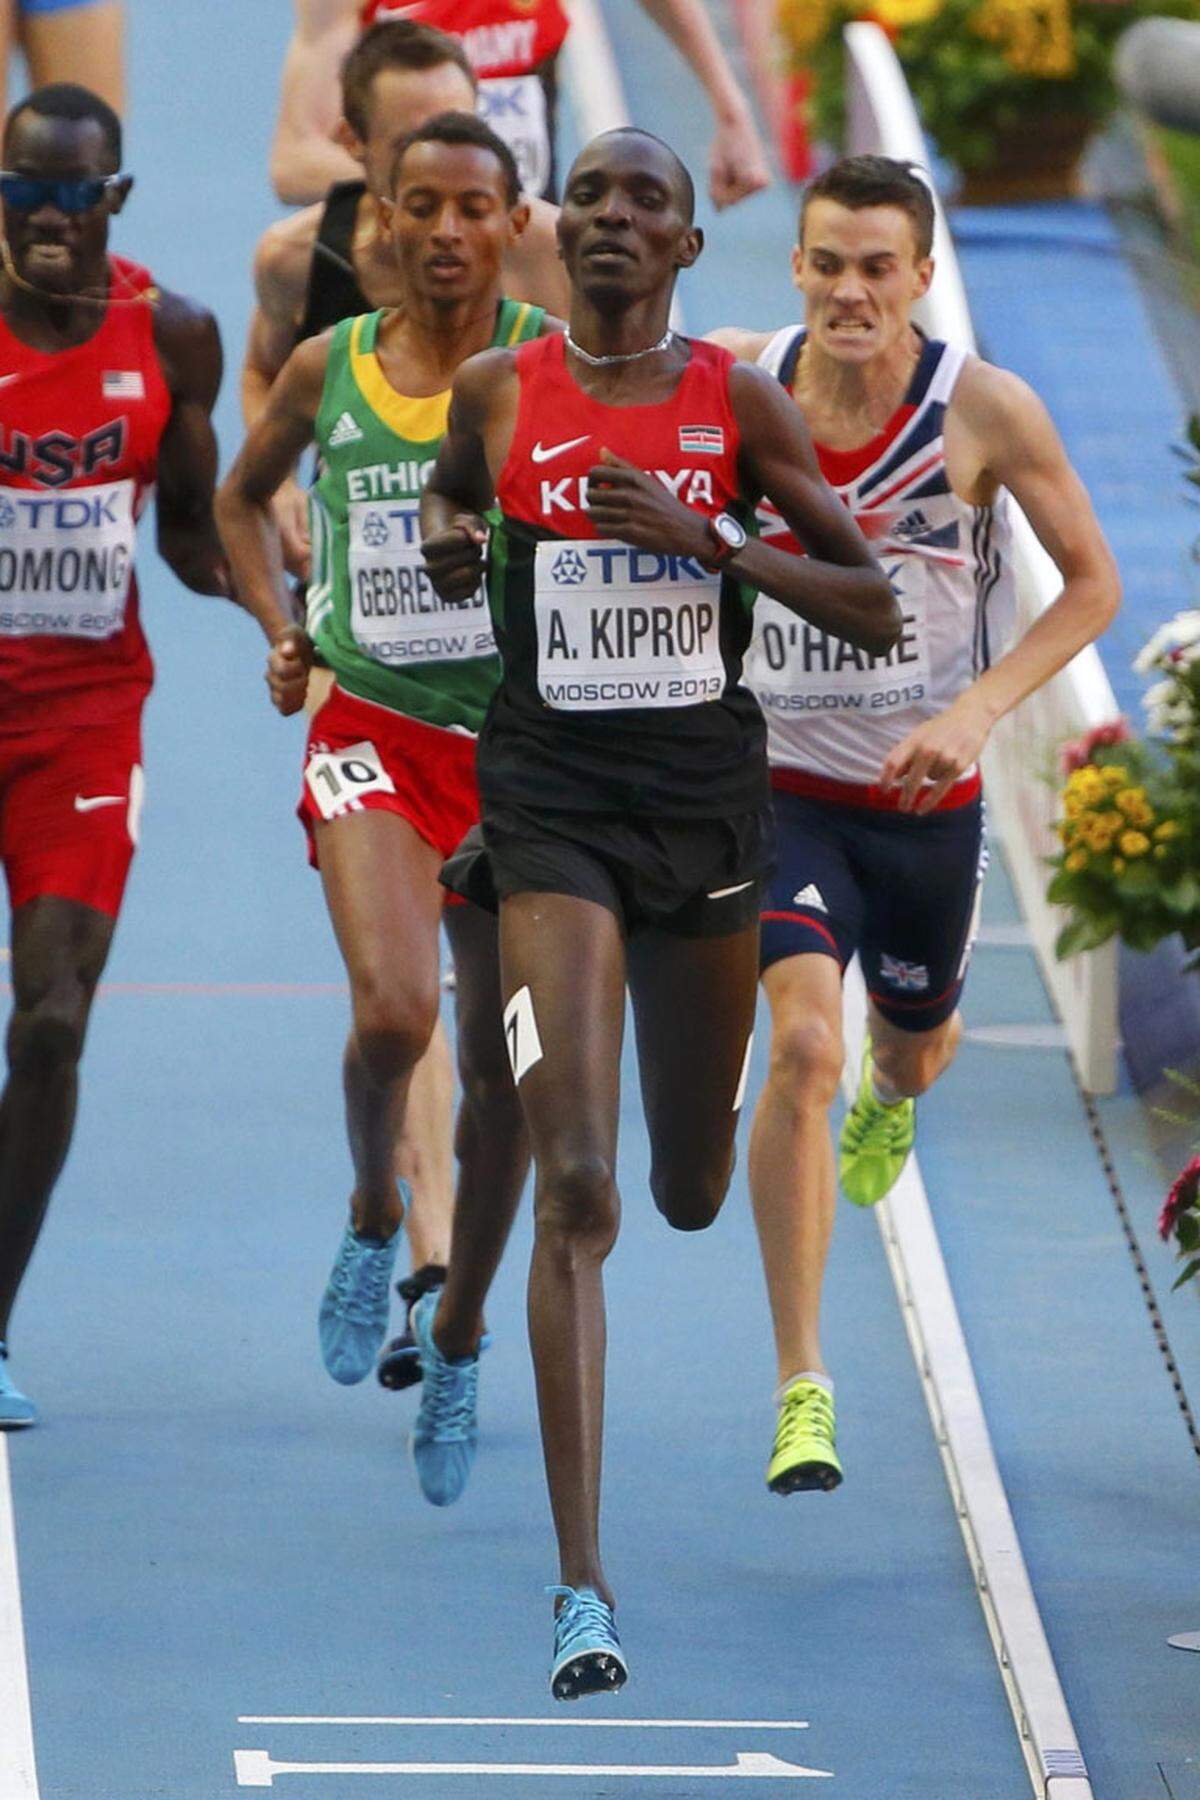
left=305, top=739, right=396, bottom=820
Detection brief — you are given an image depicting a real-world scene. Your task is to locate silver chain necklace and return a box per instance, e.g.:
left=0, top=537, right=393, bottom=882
left=565, top=326, right=675, bottom=367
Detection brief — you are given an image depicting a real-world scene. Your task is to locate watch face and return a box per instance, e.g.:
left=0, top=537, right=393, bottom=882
left=715, top=513, right=746, bottom=549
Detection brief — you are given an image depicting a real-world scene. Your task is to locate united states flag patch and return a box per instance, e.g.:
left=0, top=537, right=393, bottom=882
left=103, top=370, right=144, bottom=399
left=678, top=425, right=723, bottom=455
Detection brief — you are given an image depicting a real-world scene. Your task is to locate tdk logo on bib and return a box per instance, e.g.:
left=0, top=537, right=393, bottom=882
left=551, top=548, right=587, bottom=586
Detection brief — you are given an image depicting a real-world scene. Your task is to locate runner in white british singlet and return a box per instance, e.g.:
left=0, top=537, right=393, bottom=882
left=709, top=154, right=1121, bottom=1499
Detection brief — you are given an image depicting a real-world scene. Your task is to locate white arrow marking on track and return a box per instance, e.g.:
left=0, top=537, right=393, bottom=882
left=234, top=1749, right=833, bottom=1785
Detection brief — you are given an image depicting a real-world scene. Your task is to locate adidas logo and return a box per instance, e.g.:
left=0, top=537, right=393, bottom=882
left=890, top=508, right=930, bottom=542
left=329, top=410, right=363, bottom=447
left=793, top=883, right=827, bottom=912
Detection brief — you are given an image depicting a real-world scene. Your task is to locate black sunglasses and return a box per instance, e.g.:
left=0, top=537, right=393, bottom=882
left=0, top=172, right=126, bottom=215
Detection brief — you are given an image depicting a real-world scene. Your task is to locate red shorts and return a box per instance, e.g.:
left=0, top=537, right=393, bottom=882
left=0, top=708, right=144, bottom=917
left=299, top=685, right=480, bottom=881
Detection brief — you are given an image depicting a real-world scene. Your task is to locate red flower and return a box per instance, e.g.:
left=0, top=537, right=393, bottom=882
left=1060, top=717, right=1132, bottom=775
left=1159, top=1155, right=1200, bottom=1241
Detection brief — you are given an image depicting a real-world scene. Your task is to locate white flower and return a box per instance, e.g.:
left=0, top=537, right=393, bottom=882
left=1133, top=611, right=1200, bottom=673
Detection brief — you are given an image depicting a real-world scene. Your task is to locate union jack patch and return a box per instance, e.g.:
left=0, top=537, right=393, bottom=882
left=103, top=370, right=144, bottom=399
left=880, top=953, right=930, bottom=993
left=679, top=425, right=724, bottom=455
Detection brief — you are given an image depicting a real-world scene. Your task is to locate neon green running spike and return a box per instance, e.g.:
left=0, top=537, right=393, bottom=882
left=767, top=1380, right=842, bottom=1494
left=838, top=1044, right=915, bottom=1207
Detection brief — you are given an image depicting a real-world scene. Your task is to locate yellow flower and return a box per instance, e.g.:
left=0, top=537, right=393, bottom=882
left=1064, top=792, right=1084, bottom=819
left=1154, top=845, right=1169, bottom=860
left=1154, top=820, right=1182, bottom=841
left=777, top=0, right=833, bottom=56
left=1065, top=849, right=1089, bottom=872
left=872, top=0, right=942, bottom=21
left=1101, top=766, right=1129, bottom=790
left=1085, top=825, right=1114, bottom=853
left=1119, top=830, right=1151, bottom=857
left=1115, top=786, right=1147, bottom=816
left=1113, top=858, right=1126, bottom=873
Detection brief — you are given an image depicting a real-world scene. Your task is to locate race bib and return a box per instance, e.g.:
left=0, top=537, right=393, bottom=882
left=348, top=500, right=495, bottom=667
left=304, top=739, right=395, bottom=821
left=534, top=538, right=726, bottom=712
left=0, top=478, right=136, bottom=639
left=747, top=557, right=930, bottom=718
left=479, top=74, right=551, bottom=196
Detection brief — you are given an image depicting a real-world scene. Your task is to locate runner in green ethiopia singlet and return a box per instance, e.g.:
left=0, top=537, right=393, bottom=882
left=307, top=301, right=543, bottom=731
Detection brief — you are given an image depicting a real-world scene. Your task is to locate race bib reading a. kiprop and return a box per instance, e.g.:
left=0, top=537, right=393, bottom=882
left=348, top=500, right=495, bottom=667
left=0, top=479, right=136, bottom=638
left=534, top=538, right=726, bottom=711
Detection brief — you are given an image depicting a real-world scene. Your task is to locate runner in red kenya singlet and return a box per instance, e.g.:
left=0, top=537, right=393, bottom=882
left=419, top=128, right=897, bottom=1697
left=0, top=84, right=243, bottom=1427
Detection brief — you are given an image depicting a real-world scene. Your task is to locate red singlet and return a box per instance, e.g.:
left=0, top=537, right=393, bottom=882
left=0, top=255, right=171, bottom=735
left=362, top=0, right=570, bottom=77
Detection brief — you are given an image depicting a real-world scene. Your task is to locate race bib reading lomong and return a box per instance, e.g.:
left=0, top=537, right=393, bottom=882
left=534, top=537, right=726, bottom=711
left=0, top=478, right=136, bottom=638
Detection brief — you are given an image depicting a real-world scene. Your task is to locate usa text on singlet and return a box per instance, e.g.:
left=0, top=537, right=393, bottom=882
left=0, top=256, right=171, bottom=732
left=743, top=329, right=1016, bottom=794
left=307, top=299, right=544, bottom=732
left=483, top=333, right=766, bottom=817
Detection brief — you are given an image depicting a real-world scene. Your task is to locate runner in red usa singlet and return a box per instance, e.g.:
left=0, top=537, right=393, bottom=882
left=419, top=129, right=896, bottom=1697
left=0, top=82, right=236, bottom=1427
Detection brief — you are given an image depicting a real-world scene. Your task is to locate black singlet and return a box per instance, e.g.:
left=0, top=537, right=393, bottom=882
left=296, top=181, right=370, bottom=344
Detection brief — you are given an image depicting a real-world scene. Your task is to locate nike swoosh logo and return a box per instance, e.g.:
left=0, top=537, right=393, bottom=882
left=74, top=794, right=125, bottom=812
left=531, top=435, right=591, bottom=464
left=707, top=880, right=754, bottom=900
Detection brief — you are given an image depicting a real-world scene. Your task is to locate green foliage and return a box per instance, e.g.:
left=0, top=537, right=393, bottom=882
left=797, top=0, right=1200, bottom=172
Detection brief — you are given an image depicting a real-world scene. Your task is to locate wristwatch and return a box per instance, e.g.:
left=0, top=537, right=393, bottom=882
left=702, top=511, right=748, bottom=571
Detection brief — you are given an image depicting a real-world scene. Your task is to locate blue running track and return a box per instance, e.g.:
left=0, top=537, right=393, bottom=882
left=2, top=4, right=1198, bottom=1795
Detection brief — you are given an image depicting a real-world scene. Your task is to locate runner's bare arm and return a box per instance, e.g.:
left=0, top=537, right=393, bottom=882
left=242, top=212, right=323, bottom=576
left=151, top=290, right=233, bottom=599
left=705, top=326, right=774, bottom=362
left=270, top=0, right=362, bottom=205
left=880, top=360, right=1121, bottom=811
left=505, top=198, right=571, bottom=316
left=216, top=335, right=331, bottom=703
left=420, top=350, right=517, bottom=602
left=633, top=0, right=770, bottom=209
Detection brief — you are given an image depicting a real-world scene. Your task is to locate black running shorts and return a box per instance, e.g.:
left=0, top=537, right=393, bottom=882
left=442, top=801, right=774, bottom=939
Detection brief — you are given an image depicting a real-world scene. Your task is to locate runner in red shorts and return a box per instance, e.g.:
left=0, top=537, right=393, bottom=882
left=218, top=115, right=551, bottom=1406
left=0, top=83, right=235, bottom=1424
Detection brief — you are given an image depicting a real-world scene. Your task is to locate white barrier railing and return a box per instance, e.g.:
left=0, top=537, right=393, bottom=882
left=844, top=21, right=1119, bottom=1096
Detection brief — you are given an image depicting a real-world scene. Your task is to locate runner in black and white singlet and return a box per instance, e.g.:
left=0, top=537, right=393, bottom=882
left=419, top=129, right=897, bottom=1699
left=710, top=155, right=1120, bottom=1499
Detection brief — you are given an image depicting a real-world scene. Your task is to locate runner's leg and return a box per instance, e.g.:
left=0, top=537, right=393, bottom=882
left=395, top=1018, right=454, bottom=1270
left=19, top=0, right=124, bottom=112
left=748, top=953, right=843, bottom=1385
left=0, top=895, right=115, bottom=1339
left=432, top=901, right=530, bottom=1358
left=626, top=919, right=759, bottom=1232
left=502, top=890, right=626, bottom=1605
left=868, top=1002, right=961, bottom=1100
left=315, top=810, right=443, bottom=1240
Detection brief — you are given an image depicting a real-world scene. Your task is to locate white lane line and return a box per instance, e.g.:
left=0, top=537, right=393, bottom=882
left=842, top=962, right=1092, bottom=1799
left=964, top=1023, right=1071, bottom=1051
left=239, top=1717, right=810, bottom=1729
left=234, top=1749, right=831, bottom=1786
left=0, top=1439, right=39, bottom=1800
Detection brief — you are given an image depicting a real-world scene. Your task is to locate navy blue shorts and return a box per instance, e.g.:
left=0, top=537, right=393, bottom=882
left=760, top=785, right=986, bottom=1032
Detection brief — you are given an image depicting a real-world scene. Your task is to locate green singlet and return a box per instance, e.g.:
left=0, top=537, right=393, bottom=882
left=307, top=300, right=544, bottom=730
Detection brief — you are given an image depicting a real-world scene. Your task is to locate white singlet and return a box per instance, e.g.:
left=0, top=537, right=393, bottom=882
left=743, top=328, right=1016, bottom=792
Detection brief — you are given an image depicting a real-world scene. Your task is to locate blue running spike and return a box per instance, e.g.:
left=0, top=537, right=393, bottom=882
left=0, top=1344, right=36, bottom=1429
left=548, top=1585, right=628, bottom=1701
left=318, top=1217, right=400, bottom=1385
left=410, top=1290, right=479, bottom=1506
